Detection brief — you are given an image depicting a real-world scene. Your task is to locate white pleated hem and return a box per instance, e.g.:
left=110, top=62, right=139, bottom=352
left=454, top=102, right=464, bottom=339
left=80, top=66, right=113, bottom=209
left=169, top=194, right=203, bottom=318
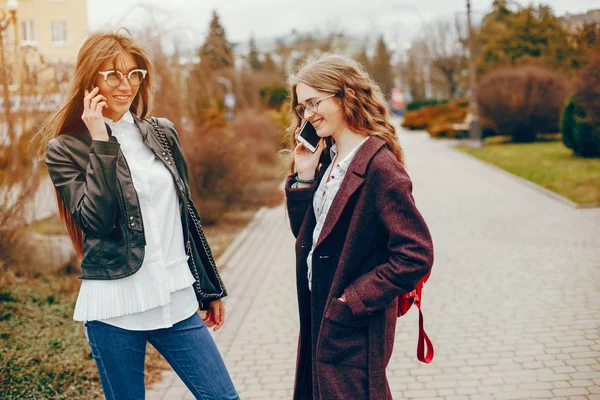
left=73, top=256, right=196, bottom=322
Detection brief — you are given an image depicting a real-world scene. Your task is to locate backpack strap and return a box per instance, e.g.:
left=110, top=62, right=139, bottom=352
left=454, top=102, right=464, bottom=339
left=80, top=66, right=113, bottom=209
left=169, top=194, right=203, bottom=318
left=414, top=285, right=434, bottom=363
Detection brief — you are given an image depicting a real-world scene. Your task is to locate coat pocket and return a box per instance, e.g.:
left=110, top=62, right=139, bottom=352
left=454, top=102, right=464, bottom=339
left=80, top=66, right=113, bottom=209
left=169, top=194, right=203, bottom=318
left=81, top=226, right=129, bottom=268
left=317, top=298, right=370, bottom=368
left=81, top=236, right=104, bottom=267
left=100, top=225, right=129, bottom=267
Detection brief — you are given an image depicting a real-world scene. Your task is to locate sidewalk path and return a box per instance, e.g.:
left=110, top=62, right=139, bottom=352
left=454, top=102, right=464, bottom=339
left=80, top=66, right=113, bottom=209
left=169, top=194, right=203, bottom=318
left=149, top=129, right=600, bottom=400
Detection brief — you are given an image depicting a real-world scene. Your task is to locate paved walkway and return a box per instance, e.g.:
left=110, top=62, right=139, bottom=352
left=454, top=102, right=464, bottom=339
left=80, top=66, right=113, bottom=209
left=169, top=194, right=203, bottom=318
left=148, top=128, right=600, bottom=400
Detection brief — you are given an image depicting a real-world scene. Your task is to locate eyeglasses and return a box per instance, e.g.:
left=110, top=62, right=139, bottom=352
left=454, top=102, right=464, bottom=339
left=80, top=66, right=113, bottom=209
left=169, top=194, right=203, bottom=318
left=295, top=93, right=336, bottom=119
left=98, top=69, right=148, bottom=88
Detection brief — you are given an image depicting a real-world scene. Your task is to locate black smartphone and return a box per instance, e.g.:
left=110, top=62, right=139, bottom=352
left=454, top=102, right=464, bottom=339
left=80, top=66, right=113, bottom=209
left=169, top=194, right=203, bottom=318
left=297, top=120, right=320, bottom=153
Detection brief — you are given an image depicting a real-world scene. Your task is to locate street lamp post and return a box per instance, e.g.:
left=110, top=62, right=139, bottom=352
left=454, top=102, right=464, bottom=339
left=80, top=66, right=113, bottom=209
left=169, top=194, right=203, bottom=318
left=0, top=0, right=18, bottom=146
left=466, top=0, right=482, bottom=148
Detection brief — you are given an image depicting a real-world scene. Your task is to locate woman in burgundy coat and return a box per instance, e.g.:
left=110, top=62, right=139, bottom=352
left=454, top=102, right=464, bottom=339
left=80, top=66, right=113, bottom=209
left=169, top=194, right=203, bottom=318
left=285, top=54, right=434, bottom=399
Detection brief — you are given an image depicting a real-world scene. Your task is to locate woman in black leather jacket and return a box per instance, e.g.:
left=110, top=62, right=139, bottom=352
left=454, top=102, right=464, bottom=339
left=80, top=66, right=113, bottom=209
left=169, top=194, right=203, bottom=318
left=39, top=30, right=239, bottom=400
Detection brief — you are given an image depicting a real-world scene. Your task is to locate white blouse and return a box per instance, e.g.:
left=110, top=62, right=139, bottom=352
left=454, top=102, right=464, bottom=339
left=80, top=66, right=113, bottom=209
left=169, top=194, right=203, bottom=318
left=72, top=112, right=198, bottom=330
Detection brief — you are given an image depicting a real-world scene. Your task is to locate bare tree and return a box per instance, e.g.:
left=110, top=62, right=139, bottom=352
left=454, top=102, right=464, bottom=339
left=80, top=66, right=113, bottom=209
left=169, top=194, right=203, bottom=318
left=371, top=35, right=394, bottom=97
left=421, top=17, right=469, bottom=99
left=398, top=39, right=429, bottom=101
left=0, top=124, right=41, bottom=271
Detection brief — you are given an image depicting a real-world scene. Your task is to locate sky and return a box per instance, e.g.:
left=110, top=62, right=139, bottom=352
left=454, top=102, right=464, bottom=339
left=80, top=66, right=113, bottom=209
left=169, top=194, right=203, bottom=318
left=87, top=0, right=600, bottom=52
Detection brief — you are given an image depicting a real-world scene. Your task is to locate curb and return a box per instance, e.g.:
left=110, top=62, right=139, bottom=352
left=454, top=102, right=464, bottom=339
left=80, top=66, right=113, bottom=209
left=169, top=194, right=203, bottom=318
left=450, top=142, right=600, bottom=210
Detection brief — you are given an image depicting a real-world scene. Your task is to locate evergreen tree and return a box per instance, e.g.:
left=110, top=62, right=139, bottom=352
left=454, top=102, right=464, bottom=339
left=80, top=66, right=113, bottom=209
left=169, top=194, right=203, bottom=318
left=356, top=46, right=371, bottom=72
left=569, top=23, right=600, bottom=69
left=263, top=52, right=279, bottom=74
left=248, top=36, right=263, bottom=70
left=371, top=36, right=394, bottom=96
left=199, top=10, right=234, bottom=70
left=478, top=1, right=574, bottom=73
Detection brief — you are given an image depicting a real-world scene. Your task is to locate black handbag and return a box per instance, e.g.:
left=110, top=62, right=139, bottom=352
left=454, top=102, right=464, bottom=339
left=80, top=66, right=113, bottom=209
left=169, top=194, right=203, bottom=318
left=148, top=118, right=225, bottom=304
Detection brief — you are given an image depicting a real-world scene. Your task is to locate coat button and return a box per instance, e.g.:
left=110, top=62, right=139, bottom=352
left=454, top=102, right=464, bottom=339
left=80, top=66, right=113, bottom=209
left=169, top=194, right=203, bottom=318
left=129, top=216, right=134, bottom=220
left=130, top=222, right=135, bottom=227
left=168, top=161, right=172, bottom=166
left=162, top=152, right=166, bottom=156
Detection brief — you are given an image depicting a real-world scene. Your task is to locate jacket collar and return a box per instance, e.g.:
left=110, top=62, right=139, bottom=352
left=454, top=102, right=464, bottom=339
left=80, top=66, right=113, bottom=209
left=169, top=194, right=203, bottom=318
left=132, top=114, right=153, bottom=142
left=313, top=135, right=387, bottom=249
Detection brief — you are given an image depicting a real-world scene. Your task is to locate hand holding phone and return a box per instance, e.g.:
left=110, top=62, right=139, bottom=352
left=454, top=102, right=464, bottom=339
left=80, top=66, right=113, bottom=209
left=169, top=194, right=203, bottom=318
left=81, top=86, right=109, bottom=141
left=296, top=120, right=320, bottom=153
left=294, top=120, right=324, bottom=181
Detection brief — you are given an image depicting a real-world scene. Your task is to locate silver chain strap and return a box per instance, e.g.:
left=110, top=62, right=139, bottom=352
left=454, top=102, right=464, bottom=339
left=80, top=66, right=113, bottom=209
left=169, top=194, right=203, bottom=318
left=149, top=118, right=225, bottom=299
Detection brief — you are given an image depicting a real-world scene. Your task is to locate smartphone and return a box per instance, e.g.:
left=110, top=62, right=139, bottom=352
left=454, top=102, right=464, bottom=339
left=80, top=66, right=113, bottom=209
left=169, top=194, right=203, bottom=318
left=297, top=120, right=320, bottom=153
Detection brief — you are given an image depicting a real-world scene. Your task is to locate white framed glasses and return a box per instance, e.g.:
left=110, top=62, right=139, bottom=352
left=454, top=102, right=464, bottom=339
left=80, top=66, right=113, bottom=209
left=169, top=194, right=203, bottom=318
left=98, top=69, right=148, bottom=88
left=295, top=93, right=336, bottom=119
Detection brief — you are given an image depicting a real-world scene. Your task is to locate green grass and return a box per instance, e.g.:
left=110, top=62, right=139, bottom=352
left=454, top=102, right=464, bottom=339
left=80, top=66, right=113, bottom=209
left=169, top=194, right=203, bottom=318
left=0, top=275, right=105, bottom=399
left=459, top=137, right=600, bottom=204
left=0, top=147, right=287, bottom=398
left=0, top=208, right=259, bottom=399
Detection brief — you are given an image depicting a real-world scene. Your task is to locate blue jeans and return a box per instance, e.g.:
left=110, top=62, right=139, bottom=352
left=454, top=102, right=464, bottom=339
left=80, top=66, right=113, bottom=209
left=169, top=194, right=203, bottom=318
left=84, top=312, right=239, bottom=400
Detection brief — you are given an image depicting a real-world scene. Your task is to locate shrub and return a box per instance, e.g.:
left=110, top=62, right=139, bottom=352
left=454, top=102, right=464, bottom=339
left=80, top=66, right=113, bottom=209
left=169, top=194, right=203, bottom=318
left=561, top=95, right=600, bottom=157
left=229, top=110, right=281, bottom=166
left=561, top=50, right=600, bottom=158
left=401, top=110, right=430, bottom=130
left=183, top=110, right=283, bottom=224
left=561, top=95, right=578, bottom=150
left=572, top=118, right=600, bottom=157
left=259, top=85, right=289, bottom=109
left=402, top=99, right=468, bottom=132
left=406, top=99, right=448, bottom=111
left=478, top=65, right=570, bottom=143
left=428, top=123, right=468, bottom=139
left=473, top=116, right=499, bottom=138
left=183, top=127, right=246, bottom=225
left=1, top=127, right=42, bottom=272
left=577, top=50, right=600, bottom=127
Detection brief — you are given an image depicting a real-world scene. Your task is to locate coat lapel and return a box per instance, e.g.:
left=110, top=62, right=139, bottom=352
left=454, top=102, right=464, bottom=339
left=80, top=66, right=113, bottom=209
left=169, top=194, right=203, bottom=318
left=133, top=116, right=187, bottom=197
left=134, top=116, right=177, bottom=174
left=133, top=116, right=157, bottom=149
left=313, top=136, right=386, bottom=250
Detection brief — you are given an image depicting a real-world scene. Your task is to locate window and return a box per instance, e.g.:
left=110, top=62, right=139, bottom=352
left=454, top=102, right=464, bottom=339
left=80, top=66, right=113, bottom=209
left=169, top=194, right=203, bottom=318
left=21, top=20, right=35, bottom=43
left=51, top=21, right=67, bottom=45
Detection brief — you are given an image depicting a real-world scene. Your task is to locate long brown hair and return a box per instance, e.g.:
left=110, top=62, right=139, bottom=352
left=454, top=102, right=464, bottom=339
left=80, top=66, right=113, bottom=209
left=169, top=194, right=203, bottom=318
left=36, top=29, right=155, bottom=257
left=287, top=53, right=403, bottom=173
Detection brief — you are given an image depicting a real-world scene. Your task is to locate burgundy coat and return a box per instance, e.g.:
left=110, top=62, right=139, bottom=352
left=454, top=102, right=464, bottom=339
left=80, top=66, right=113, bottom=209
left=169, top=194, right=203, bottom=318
left=285, top=136, right=434, bottom=400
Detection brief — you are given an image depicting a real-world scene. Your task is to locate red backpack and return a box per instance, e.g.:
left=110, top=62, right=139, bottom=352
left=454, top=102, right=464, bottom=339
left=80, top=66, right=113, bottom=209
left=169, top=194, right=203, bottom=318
left=397, top=271, right=434, bottom=363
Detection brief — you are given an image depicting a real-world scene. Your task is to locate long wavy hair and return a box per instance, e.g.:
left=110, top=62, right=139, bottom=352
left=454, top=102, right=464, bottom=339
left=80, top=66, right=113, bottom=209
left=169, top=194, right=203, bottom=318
left=287, top=53, right=403, bottom=173
left=36, top=29, right=155, bottom=257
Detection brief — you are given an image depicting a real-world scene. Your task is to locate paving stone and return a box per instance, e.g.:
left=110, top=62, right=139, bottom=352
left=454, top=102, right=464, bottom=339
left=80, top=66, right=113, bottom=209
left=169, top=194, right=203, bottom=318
left=146, top=127, right=600, bottom=399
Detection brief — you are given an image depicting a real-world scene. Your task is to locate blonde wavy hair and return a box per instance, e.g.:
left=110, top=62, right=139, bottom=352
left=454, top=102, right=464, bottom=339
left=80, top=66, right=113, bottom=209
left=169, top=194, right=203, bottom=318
left=36, top=29, right=155, bottom=257
left=287, top=53, right=403, bottom=173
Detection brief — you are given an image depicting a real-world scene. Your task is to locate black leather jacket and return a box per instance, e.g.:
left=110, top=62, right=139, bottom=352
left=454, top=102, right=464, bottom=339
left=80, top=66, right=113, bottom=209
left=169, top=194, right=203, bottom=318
left=45, top=116, right=227, bottom=309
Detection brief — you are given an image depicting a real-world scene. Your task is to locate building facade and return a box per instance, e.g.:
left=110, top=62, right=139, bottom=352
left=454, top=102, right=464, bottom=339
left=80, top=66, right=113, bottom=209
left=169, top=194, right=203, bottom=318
left=1, top=0, right=89, bottom=65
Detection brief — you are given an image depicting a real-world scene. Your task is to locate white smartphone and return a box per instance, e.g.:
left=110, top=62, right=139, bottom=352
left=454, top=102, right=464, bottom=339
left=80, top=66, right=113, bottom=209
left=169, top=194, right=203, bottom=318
left=297, top=120, right=320, bottom=153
